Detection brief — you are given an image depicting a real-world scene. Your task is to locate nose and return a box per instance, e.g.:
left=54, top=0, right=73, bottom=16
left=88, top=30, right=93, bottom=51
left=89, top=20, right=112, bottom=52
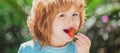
left=67, top=17, right=77, bottom=28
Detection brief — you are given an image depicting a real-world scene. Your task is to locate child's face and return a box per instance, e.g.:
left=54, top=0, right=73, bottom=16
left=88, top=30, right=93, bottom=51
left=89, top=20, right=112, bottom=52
left=53, top=6, right=80, bottom=42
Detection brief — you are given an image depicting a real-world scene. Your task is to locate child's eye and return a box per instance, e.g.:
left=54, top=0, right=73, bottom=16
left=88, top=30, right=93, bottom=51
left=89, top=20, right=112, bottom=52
left=59, top=14, right=66, bottom=17
left=72, top=13, right=79, bottom=16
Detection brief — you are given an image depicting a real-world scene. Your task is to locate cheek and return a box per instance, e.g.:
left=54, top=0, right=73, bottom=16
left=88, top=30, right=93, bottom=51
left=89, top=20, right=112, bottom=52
left=77, top=18, right=80, bottom=28
left=55, top=19, right=64, bottom=27
left=53, top=18, right=66, bottom=36
left=76, top=18, right=80, bottom=26
left=53, top=18, right=65, bottom=31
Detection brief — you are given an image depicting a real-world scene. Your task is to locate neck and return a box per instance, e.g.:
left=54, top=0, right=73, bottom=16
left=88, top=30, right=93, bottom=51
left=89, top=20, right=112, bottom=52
left=50, top=36, right=68, bottom=48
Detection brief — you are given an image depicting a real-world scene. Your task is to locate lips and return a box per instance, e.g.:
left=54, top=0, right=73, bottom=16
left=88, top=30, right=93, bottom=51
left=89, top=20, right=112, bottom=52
left=63, top=27, right=78, bottom=38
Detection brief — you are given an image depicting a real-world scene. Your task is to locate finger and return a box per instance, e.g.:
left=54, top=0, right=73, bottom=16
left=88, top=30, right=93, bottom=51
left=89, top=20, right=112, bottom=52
left=74, top=34, right=87, bottom=45
left=78, top=33, right=91, bottom=44
left=75, top=40, right=84, bottom=46
left=75, top=33, right=91, bottom=45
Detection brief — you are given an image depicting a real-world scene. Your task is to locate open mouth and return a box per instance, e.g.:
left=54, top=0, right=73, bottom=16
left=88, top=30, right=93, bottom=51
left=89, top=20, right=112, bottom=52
left=63, top=28, right=75, bottom=38
left=63, top=27, right=78, bottom=34
left=63, top=29, right=69, bottom=34
left=63, top=27, right=78, bottom=38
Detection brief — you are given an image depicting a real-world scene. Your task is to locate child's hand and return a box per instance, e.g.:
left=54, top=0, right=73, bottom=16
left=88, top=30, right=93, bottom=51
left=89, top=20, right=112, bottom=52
left=74, top=33, right=91, bottom=53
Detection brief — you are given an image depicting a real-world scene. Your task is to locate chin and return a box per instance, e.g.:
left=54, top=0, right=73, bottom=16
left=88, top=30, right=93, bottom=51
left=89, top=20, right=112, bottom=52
left=66, top=39, right=73, bottom=42
left=63, top=36, right=73, bottom=42
left=59, top=31, right=73, bottom=42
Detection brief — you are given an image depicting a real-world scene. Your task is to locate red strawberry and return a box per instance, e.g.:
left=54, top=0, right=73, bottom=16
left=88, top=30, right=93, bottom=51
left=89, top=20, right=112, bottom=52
left=68, top=27, right=78, bottom=38
left=63, top=28, right=84, bottom=41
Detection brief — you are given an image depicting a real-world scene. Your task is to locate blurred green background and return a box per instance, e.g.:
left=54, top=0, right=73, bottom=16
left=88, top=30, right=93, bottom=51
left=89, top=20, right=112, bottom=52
left=0, top=0, right=120, bottom=53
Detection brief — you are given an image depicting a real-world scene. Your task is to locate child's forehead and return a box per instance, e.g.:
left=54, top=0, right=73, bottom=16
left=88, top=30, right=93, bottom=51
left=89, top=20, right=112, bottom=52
left=57, top=5, right=81, bottom=13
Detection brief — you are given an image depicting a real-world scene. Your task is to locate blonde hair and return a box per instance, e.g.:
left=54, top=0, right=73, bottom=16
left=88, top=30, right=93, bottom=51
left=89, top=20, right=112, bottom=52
left=27, top=0, right=85, bottom=48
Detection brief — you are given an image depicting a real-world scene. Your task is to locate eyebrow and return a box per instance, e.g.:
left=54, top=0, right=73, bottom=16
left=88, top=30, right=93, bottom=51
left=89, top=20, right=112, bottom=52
left=73, top=11, right=79, bottom=14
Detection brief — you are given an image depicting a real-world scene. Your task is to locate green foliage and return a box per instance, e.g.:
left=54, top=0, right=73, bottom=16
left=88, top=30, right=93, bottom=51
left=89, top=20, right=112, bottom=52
left=84, top=0, right=120, bottom=53
left=0, top=0, right=32, bottom=53
left=86, top=0, right=104, bottom=17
